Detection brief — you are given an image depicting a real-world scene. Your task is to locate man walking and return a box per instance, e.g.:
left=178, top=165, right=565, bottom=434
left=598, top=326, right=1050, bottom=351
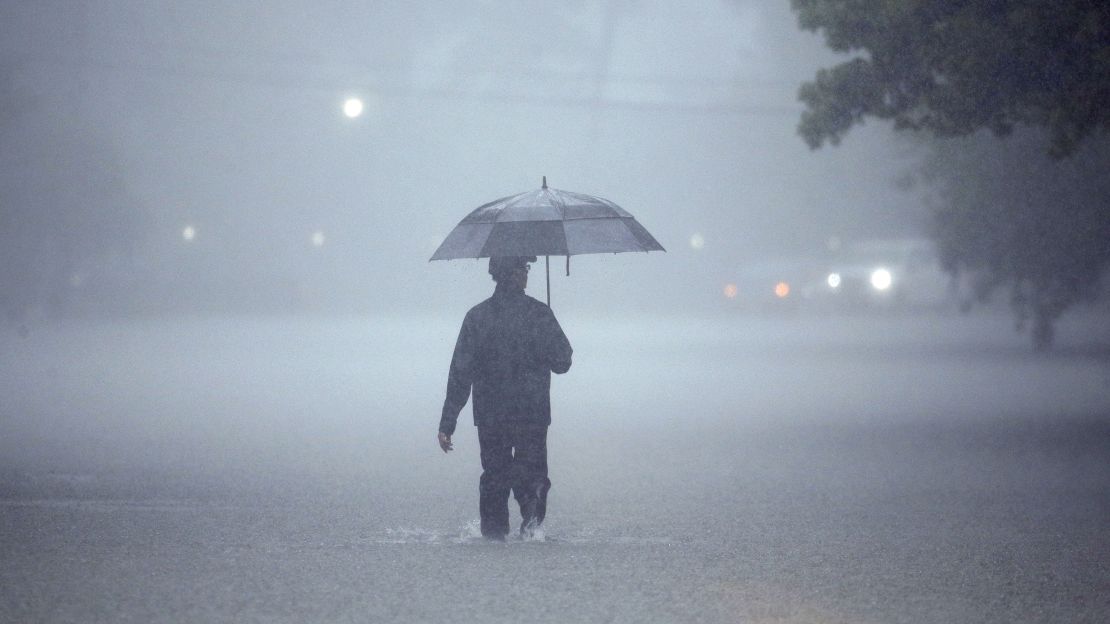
left=438, top=255, right=573, bottom=540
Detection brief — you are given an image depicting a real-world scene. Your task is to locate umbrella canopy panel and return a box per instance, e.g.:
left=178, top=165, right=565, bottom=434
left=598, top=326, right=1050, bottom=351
left=463, top=188, right=633, bottom=223
left=430, top=185, right=665, bottom=260
left=436, top=221, right=569, bottom=258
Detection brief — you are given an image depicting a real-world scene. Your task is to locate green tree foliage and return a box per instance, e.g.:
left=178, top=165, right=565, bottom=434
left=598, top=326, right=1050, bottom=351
left=923, top=130, right=1110, bottom=350
left=792, top=0, right=1110, bottom=156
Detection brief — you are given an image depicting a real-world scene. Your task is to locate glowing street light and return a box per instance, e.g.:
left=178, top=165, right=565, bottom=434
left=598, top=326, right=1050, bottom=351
left=723, top=283, right=738, bottom=299
left=311, top=231, right=326, bottom=247
left=182, top=225, right=196, bottom=242
left=870, top=268, right=893, bottom=291
left=689, top=233, right=705, bottom=250
left=774, top=281, right=790, bottom=298
left=343, top=97, right=364, bottom=118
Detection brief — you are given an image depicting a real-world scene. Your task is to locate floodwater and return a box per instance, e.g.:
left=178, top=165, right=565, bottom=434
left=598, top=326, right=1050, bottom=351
left=2, top=312, right=1108, bottom=623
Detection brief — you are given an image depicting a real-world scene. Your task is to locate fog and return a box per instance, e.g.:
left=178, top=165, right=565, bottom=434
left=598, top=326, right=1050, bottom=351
left=4, top=314, right=1109, bottom=481
left=1, top=0, right=929, bottom=317
left=2, top=2, right=1109, bottom=623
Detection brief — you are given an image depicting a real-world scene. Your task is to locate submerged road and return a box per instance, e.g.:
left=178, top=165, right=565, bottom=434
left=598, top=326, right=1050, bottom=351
left=1, top=313, right=1108, bottom=622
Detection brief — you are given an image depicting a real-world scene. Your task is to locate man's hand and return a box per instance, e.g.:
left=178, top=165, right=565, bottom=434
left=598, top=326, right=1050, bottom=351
left=438, top=432, right=453, bottom=453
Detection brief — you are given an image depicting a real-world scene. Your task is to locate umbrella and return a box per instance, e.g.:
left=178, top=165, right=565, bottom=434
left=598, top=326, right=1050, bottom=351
left=430, top=177, right=665, bottom=305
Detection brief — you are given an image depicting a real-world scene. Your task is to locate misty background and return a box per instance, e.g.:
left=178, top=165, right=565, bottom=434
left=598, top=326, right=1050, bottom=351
left=1, top=0, right=930, bottom=319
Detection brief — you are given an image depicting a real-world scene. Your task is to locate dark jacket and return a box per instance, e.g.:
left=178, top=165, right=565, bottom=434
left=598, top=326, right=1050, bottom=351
left=439, top=284, right=573, bottom=435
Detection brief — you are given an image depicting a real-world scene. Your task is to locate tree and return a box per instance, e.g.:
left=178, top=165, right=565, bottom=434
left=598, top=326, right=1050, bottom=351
left=792, top=1, right=1110, bottom=349
left=922, top=130, right=1110, bottom=350
left=792, top=0, right=1110, bottom=156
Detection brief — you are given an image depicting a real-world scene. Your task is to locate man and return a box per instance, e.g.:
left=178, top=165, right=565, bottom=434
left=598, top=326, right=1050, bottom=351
left=438, top=255, right=573, bottom=541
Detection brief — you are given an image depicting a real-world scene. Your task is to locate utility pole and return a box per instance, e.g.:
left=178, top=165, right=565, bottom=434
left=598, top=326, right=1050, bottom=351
left=73, top=0, right=89, bottom=121
left=589, top=0, right=620, bottom=154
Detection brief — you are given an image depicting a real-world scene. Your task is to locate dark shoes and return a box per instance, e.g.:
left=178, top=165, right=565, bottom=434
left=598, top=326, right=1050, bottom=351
left=519, top=518, right=543, bottom=541
left=480, top=524, right=542, bottom=541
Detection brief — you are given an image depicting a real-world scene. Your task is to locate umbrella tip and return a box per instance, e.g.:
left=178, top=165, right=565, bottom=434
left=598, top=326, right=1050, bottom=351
left=542, top=175, right=547, bottom=189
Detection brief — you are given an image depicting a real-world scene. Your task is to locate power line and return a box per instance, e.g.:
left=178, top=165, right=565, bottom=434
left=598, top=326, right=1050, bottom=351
left=11, top=49, right=801, bottom=118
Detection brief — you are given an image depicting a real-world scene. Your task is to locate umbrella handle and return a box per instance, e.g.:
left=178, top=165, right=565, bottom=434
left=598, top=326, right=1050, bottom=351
left=542, top=255, right=568, bottom=307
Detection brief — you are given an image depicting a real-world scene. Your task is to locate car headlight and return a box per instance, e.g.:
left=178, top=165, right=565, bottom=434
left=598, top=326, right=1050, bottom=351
left=826, top=272, right=841, bottom=289
left=870, top=268, right=893, bottom=291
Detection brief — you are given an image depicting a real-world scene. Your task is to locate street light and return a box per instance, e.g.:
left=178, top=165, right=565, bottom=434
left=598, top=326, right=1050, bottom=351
left=870, top=268, right=893, bottom=291
left=343, top=97, right=364, bottom=118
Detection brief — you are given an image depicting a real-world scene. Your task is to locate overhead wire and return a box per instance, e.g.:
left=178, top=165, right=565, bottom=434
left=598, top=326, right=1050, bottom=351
left=10, top=36, right=802, bottom=118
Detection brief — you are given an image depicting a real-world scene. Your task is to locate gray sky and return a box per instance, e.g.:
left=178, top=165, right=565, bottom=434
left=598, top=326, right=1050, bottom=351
left=2, top=0, right=929, bottom=317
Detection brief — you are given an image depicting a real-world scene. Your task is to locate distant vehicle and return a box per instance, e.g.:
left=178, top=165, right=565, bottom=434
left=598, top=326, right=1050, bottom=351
left=724, top=255, right=825, bottom=313
left=815, top=238, right=960, bottom=311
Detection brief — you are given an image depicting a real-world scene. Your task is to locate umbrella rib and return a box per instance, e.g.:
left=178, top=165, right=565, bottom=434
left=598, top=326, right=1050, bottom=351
left=560, top=215, right=640, bottom=221
left=501, top=193, right=528, bottom=214
left=550, top=189, right=568, bottom=221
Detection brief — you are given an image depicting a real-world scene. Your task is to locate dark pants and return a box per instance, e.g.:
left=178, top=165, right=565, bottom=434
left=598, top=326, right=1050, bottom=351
left=477, top=424, right=551, bottom=539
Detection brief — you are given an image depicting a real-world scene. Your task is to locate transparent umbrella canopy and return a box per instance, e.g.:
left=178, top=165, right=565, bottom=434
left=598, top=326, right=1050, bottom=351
left=430, top=177, right=666, bottom=305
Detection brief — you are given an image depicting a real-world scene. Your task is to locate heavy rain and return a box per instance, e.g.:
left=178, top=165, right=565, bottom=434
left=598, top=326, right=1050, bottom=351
left=2, top=2, right=1108, bottom=623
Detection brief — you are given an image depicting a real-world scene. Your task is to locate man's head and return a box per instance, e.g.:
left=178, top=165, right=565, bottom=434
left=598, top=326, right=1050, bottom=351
left=489, top=255, right=536, bottom=289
